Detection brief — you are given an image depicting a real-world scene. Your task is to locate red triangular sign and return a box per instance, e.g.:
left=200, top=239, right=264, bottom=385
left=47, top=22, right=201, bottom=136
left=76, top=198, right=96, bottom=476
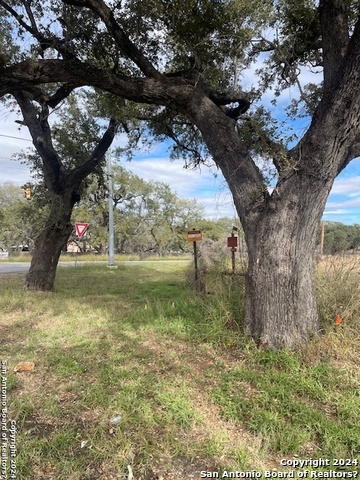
left=75, top=222, right=89, bottom=238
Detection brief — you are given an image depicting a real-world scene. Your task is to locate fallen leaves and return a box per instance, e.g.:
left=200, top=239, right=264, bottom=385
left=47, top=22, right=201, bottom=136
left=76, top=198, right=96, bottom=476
left=14, top=361, right=35, bottom=372
left=335, top=314, right=343, bottom=325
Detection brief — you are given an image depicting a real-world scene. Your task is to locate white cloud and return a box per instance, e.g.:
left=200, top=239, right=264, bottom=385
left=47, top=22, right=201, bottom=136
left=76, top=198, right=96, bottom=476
left=330, top=176, right=360, bottom=196
left=199, top=191, right=238, bottom=219
left=325, top=196, right=360, bottom=210
left=122, top=156, right=236, bottom=218
left=123, top=157, right=207, bottom=194
left=324, top=209, right=352, bottom=215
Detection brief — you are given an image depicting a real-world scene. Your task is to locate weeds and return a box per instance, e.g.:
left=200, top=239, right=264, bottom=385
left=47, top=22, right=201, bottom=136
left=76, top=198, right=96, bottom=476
left=316, top=254, right=360, bottom=327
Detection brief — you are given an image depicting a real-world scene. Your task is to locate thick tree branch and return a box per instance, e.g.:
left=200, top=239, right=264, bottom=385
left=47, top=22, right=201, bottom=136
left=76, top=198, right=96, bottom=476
left=68, top=118, right=119, bottom=187
left=0, top=0, right=37, bottom=37
left=14, top=90, right=118, bottom=198
left=13, top=91, right=67, bottom=194
left=210, top=91, right=250, bottom=107
left=62, top=0, right=160, bottom=78
left=22, top=0, right=39, bottom=33
left=337, top=136, right=360, bottom=174
left=319, top=0, right=350, bottom=91
left=289, top=14, right=360, bottom=177
left=0, top=59, right=178, bottom=104
left=0, top=58, right=252, bottom=121
left=2, top=56, right=265, bottom=219
left=47, top=83, right=82, bottom=108
left=184, top=93, right=268, bottom=222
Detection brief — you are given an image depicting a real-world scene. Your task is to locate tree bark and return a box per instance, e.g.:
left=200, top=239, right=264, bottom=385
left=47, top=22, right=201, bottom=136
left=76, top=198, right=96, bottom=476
left=243, top=207, right=320, bottom=350
left=25, top=193, right=75, bottom=291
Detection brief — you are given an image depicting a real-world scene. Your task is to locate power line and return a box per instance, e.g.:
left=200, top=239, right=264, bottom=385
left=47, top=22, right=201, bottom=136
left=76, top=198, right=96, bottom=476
left=0, top=133, right=32, bottom=142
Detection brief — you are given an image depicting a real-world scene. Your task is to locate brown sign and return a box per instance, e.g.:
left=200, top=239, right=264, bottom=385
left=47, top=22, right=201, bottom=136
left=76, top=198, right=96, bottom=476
left=187, top=230, right=202, bottom=242
left=227, top=236, right=238, bottom=248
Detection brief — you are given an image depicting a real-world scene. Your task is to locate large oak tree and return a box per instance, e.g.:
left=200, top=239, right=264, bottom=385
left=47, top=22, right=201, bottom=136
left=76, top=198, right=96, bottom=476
left=13, top=91, right=118, bottom=290
left=1, top=0, right=359, bottom=349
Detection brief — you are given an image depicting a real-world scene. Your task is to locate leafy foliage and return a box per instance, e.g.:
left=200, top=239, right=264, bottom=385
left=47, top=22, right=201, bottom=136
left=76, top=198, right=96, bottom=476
left=319, top=222, right=360, bottom=254
left=73, top=165, right=208, bottom=254
left=0, top=183, right=49, bottom=250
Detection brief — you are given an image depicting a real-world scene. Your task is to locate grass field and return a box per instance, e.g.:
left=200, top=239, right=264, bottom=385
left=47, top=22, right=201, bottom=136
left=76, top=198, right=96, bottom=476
left=0, top=260, right=359, bottom=479
left=2, top=253, right=192, bottom=263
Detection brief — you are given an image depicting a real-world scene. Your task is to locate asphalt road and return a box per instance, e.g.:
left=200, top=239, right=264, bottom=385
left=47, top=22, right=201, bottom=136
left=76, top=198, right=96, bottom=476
left=0, top=261, right=95, bottom=274
left=0, top=262, right=30, bottom=274
left=0, top=260, right=189, bottom=274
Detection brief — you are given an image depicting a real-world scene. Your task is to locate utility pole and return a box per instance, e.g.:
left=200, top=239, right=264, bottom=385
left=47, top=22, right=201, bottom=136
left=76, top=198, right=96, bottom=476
left=107, top=152, right=116, bottom=267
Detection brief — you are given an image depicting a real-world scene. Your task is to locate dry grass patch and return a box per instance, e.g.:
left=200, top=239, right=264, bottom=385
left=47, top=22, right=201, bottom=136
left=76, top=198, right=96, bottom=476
left=316, top=254, right=360, bottom=327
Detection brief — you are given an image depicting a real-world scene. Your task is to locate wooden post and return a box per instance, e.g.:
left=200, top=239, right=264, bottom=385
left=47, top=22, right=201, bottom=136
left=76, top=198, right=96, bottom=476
left=193, top=240, right=199, bottom=290
left=231, top=233, right=236, bottom=274
left=186, top=229, right=202, bottom=291
left=227, top=230, right=238, bottom=273
left=320, top=221, right=325, bottom=256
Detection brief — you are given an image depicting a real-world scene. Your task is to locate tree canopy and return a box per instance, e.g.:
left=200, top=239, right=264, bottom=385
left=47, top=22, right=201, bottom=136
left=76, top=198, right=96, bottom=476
left=2, top=0, right=360, bottom=202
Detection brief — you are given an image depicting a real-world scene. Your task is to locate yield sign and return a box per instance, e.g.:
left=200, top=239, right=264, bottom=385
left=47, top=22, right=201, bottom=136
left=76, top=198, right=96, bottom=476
left=75, top=222, right=89, bottom=238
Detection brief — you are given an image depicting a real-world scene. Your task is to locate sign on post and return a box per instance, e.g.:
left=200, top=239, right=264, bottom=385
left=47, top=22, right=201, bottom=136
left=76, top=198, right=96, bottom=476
left=227, top=233, right=238, bottom=273
left=75, top=222, right=89, bottom=238
left=227, top=236, right=238, bottom=248
left=186, top=230, right=202, bottom=242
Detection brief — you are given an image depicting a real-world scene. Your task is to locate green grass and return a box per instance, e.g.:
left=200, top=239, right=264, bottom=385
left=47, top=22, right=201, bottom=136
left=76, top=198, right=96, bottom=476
left=1, top=253, right=191, bottom=262
left=213, top=350, right=359, bottom=458
left=0, top=261, right=359, bottom=479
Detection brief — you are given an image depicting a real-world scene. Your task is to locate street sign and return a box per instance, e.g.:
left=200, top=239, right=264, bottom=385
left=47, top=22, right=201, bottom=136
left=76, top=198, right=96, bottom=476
left=75, top=222, right=89, bottom=238
left=187, top=230, right=202, bottom=242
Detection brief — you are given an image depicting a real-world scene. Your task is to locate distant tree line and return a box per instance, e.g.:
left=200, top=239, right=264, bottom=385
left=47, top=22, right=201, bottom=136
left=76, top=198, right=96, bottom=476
left=0, top=174, right=241, bottom=256
left=1, top=180, right=359, bottom=257
left=319, top=222, right=360, bottom=254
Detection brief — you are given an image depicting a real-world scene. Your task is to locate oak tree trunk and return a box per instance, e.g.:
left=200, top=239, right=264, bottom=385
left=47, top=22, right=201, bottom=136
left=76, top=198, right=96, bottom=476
left=25, top=193, right=76, bottom=291
left=244, top=213, right=320, bottom=349
left=237, top=162, right=336, bottom=349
